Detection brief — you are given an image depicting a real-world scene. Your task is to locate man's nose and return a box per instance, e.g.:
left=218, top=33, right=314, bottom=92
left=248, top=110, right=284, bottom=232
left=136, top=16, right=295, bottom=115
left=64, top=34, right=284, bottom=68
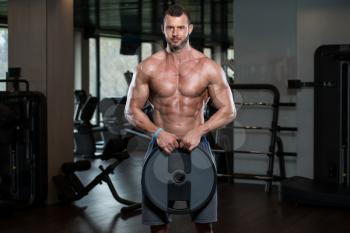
left=172, top=28, right=178, bottom=36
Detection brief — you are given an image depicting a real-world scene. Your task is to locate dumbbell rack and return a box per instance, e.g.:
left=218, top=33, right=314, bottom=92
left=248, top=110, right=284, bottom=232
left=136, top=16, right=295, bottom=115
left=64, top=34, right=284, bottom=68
left=211, top=84, right=297, bottom=192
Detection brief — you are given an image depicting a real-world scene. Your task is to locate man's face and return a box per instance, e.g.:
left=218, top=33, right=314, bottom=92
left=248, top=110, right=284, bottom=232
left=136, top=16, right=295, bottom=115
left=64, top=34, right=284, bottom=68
left=162, top=14, right=193, bottom=52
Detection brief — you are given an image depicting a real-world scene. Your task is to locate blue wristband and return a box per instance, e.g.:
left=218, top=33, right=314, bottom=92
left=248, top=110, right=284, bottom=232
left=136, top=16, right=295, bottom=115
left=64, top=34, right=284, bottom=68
left=152, top=128, right=163, bottom=140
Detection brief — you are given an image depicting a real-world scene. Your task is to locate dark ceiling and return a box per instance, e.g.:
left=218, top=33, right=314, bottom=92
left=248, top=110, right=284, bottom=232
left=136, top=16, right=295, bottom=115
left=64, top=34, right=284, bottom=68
left=0, top=0, right=7, bottom=23
left=0, top=0, right=233, bottom=47
left=74, top=0, right=233, bottom=47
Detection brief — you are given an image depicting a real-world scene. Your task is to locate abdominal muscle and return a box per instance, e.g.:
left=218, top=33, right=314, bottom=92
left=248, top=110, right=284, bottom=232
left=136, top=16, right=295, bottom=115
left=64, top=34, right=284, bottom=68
left=151, top=95, right=207, bottom=139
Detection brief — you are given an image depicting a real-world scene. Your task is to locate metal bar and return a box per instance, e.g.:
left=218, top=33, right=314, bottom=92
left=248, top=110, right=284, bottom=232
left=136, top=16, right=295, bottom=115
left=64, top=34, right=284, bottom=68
left=103, top=170, right=138, bottom=206
left=276, top=136, right=286, bottom=179
left=347, top=61, right=350, bottom=186
left=235, top=102, right=296, bottom=107
left=340, top=61, right=349, bottom=185
left=229, top=125, right=298, bottom=132
left=213, top=149, right=296, bottom=157
left=278, top=126, right=298, bottom=132
left=233, top=150, right=273, bottom=156
left=217, top=173, right=283, bottom=181
left=267, top=85, right=279, bottom=190
left=280, top=102, right=296, bottom=107
left=282, top=152, right=297, bottom=157
left=234, top=126, right=271, bottom=130
left=124, top=128, right=151, bottom=140
left=95, top=0, right=101, bottom=124
left=200, top=0, right=205, bottom=51
left=138, top=0, right=142, bottom=63
left=121, top=203, right=142, bottom=214
left=79, top=160, right=121, bottom=197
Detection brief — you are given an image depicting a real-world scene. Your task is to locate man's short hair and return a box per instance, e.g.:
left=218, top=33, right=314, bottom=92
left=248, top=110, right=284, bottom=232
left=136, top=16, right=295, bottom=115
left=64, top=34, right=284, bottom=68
left=163, top=4, right=191, bottom=24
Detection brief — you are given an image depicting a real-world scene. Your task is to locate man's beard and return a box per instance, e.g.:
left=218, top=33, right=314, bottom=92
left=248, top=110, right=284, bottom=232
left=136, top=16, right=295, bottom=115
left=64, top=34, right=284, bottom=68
left=167, top=34, right=190, bottom=52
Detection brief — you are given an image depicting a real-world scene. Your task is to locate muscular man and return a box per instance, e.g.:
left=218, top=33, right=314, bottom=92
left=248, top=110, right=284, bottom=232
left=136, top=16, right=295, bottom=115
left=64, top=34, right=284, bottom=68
left=125, top=4, right=236, bottom=233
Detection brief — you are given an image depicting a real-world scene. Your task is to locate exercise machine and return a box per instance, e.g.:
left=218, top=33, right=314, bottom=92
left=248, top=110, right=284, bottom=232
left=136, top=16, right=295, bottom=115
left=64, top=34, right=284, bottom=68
left=53, top=151, right=141, bottom=214
left=280, top=44, right=350, bottom=207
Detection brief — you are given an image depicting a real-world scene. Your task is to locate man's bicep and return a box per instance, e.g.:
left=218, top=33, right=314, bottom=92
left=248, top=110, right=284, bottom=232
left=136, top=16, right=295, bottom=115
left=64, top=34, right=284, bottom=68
left=127, top=69, right=150, bottom=109
left=208, top=68, right=234, bottom=109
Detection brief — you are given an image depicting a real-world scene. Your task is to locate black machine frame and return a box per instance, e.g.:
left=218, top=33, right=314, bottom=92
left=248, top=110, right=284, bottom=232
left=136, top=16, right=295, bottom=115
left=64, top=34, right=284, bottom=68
left=210, top=84, right=297, bottom=192
left=53, top=152, right=141, bottom=215
left=0, top=75, right=48, bottom=207
left=314, top=44, right=350, bottom=185
left=280, top=44, right=350, bottom=208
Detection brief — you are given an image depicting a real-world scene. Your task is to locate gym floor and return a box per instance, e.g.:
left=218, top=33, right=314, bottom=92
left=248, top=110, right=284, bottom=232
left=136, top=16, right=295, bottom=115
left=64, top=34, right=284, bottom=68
left=1, top=154, right=350, bottom=233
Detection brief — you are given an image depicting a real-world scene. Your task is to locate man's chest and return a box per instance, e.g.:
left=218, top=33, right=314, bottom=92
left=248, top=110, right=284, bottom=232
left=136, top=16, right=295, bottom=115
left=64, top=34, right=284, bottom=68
left=148, top=61, right=209, bottom=98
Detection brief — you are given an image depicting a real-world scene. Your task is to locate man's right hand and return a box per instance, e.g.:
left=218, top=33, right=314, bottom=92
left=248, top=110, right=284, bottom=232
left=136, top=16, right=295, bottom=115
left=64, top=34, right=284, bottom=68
left=156, top=130, right=179, bottom=154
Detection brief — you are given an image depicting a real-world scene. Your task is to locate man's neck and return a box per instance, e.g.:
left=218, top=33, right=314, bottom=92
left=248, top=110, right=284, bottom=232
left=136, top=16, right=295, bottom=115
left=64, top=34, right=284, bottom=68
left=166, top=44, right=193, bottom=65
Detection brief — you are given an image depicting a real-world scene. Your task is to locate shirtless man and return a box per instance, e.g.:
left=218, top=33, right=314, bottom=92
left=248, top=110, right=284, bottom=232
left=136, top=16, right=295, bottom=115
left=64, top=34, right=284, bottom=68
left=125, top=4, right=236, bottom=233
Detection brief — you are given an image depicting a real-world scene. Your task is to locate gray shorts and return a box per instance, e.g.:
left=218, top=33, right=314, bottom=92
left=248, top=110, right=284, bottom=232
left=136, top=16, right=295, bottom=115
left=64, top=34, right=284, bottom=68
left=141, top=137, right=218, bottom=225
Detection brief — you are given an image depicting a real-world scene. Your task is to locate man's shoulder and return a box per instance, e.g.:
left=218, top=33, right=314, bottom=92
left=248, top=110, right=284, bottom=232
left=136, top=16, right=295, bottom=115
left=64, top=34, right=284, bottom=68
left=138, top=50, right=166, bottom=74
left=190, top=51, right=222, bottom=80
left=200, top=57, right=218, bottom=68
left=190, top=49, right=219, bottom=68
left=198, top=56, right=221, bottom=74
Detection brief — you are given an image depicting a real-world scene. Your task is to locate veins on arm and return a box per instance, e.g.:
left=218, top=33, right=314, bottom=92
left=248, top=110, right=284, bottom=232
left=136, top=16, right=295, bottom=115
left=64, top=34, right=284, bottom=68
left=200, top=61, right=237, bottom=134
left=124, top=63, right=158, bottom=134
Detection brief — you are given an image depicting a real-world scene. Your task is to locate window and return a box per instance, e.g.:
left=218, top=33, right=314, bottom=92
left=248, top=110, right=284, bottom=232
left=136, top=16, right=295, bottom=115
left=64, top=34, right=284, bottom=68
left=0, top=27, right=8, bottom=91
left=83, top=36, right=140, bottom=124
left=100, top=37, right=138, bottom=99
left=227, top=48, right=234, bottom=60
left=89, top=38, right=97, bottom=97
left=141, top=42, right=152, bottom=61
left=74, top=31, right=82, bottom=90
left=227, top=48, right=234, bottom=79
left=204, top=48, right=212, bottom=58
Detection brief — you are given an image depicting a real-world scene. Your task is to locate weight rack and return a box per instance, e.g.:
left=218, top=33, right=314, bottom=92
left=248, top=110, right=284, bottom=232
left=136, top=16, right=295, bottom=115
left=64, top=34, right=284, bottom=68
left=210, top=84, right=297, bottom=192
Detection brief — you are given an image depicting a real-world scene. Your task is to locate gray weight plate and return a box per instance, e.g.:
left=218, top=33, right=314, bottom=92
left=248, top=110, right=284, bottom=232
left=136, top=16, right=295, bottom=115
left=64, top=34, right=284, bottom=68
left=142, top=146, right=217, bottom=214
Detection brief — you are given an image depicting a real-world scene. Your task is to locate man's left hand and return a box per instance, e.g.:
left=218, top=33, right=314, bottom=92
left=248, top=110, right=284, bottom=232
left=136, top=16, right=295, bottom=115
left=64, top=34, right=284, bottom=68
left=179, top=128, right=203, bottom=151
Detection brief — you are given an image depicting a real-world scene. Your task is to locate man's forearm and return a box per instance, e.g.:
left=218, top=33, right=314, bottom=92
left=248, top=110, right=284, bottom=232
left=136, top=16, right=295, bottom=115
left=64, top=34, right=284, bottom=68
left=199, top=107, right=236, bottom=135
left=125, top=108, right=158, bottom=135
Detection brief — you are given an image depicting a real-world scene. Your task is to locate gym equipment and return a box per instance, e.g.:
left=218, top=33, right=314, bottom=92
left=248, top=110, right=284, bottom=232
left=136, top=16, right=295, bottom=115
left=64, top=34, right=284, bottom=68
left=314, top=44, right=350, bottom=185
left=287, top=79, right=335, bottom=89
left=204, top=99, right=234, bottom=182
left=280, top=44, right=350, bottom=207
left=0, top=68, right=48, bottom=206
left=101, top=96, right=131, bottom=136
left=99, top=97, right=129, bottom=148
left=74, top=95, right=131, bottom=159
left=207, top=84, right=295, bottom=191
left=234, top=102, right=296, bottom=107
left=142, top=146, right=217, bottom=215
left=101, top=97, right=153, bottom=136
left=212, top=136, right=288, bottom=181
left=99, top=96, right=152, bottom=136
left=233, top=125, right=297, bottom=132
left=74, top=90, right=88, bottom=123
left=53, top=151, right=141, bottom=214
left=74, top=95, right=151, bottom=160
left=124, top=71, right=133, bottom=86
left=74, top=95, right=100, bottom=157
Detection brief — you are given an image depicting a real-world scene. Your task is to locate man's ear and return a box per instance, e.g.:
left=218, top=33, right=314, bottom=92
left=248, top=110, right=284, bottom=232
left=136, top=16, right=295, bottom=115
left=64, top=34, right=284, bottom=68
left=189, top=24, right=193, bottom=34
left=161, top=24, right=164, bottom=34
